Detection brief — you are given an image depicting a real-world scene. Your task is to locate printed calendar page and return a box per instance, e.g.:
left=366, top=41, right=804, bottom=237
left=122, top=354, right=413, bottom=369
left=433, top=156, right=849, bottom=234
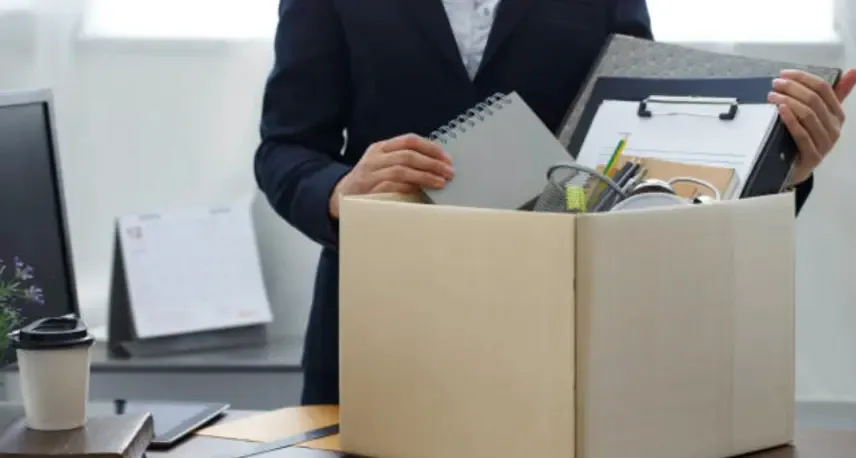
left=117, top=204, right=273, bottom=339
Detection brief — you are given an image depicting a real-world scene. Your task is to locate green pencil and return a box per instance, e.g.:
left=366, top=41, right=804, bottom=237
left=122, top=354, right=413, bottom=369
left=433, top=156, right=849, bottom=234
left=588, top=136, right=629, bottom=207
left=603, top=137, right=627, bottom=177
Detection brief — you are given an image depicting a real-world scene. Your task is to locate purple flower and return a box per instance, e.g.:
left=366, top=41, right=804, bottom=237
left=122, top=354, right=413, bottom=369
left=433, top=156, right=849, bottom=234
left=13, top=256, right=34, bottom=281
left=0, top=256, right=44, bottom=308
left=23, top=285, right=44, bottom=305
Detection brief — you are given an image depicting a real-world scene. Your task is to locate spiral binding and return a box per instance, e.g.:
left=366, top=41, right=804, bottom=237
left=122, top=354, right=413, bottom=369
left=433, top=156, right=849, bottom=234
left=428, top=93, right=513, bottom=144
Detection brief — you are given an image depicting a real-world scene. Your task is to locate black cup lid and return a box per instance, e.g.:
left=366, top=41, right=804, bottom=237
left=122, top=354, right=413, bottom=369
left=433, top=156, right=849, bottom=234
left=9, top=314, right=94, bottom=350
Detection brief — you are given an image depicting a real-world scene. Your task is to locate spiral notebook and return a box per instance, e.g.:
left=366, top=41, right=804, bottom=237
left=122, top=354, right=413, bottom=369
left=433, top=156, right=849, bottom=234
left=422, top=92, right=572, bottom=210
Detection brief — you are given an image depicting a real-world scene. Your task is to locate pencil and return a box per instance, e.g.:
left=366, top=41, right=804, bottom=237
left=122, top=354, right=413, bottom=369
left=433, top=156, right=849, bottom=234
left=603, top=136, right=628, bottom=177
left=588, top=135, right=629, bottom=207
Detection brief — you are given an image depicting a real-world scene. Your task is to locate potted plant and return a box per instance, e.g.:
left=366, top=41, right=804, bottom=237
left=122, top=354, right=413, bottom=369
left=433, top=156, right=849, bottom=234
left=0, top=257, right=44, bottom=356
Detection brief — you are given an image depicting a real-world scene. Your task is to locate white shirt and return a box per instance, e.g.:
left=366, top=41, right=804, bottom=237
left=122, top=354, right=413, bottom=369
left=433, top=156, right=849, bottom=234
left=442, top=0, right=502, bottom=79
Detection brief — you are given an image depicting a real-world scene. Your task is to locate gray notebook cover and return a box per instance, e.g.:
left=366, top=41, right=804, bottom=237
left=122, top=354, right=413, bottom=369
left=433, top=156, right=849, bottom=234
left=423, top=92, right=572, bottom=210
left=558, top=35, right=841, bottom=150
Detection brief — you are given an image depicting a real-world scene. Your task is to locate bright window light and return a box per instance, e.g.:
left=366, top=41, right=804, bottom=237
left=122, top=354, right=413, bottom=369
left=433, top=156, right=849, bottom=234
left=80, top=0, right=838, bottom=43
left=82, top=0, right=279, bottom=40
left=0, top=0, right=33, bottom=12
left=648, top=0, right=837, bottom=43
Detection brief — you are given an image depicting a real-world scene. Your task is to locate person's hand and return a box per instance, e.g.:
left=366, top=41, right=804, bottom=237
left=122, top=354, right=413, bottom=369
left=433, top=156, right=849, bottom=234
left=768, top=69, right=856, bottom=184
left=329, top=133, right=454, bottom=218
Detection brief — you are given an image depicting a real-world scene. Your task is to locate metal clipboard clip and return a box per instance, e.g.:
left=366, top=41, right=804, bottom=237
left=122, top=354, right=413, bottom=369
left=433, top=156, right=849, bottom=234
left=637, top=95, right=739, bottom=121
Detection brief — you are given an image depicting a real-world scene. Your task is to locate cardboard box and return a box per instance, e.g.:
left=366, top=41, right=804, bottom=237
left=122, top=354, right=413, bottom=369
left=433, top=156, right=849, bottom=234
left=339, top=193, right=795, bottom=458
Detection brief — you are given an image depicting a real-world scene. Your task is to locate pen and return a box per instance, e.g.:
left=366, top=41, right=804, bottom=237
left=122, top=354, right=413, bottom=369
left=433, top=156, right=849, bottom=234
left=617, top=167, right=647, bottom=196
left=617, top=161, right=638, bottom=185
left=592, top=161, right=634, bottom=212
left=600, top=165, right=645, bottom=212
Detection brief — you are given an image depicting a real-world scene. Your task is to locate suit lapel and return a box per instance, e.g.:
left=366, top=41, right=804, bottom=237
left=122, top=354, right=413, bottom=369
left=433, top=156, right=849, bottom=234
left=479, top=0, right=539, bottom=74
left=399, top=0, right=471, bottom=84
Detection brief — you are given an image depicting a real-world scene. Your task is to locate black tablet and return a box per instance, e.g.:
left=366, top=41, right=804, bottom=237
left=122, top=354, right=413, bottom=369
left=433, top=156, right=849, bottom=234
left=88, top=400, right=229, bottom=449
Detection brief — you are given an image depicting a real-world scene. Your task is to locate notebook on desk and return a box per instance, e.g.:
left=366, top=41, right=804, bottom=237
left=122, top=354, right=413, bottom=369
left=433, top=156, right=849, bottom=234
left=0, top=408, right=153, bottom=458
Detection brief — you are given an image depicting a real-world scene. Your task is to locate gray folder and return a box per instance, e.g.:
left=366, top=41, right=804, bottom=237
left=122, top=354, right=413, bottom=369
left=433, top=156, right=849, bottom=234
left=422, top=92, right=572, bottom=210
left=558, top=34, right=841, bottom=149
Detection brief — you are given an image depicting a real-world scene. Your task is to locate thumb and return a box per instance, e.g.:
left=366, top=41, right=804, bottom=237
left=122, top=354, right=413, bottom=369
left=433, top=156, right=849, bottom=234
left=834, top=69, right=856, bottom=101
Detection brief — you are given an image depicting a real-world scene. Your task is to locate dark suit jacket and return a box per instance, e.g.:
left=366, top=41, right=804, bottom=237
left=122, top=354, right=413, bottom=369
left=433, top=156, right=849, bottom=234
left=255, top=0, right=813, bottom=398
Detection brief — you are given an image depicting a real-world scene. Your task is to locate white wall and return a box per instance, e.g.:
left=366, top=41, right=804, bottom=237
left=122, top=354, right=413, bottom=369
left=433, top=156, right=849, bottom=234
left=64, top=40, right=318, bottom=339
left=1, top=2, right=856, bottom=399
left=797, top=0, right=856, bottom=400
left=0, top=27, right=318, bottom=339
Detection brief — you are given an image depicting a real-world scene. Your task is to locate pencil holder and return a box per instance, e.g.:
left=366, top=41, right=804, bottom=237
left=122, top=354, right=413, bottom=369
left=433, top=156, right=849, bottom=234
left=531, top=163, right=623, bottom=213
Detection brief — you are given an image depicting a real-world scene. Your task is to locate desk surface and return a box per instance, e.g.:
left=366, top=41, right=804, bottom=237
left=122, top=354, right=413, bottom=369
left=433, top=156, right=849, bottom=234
left=148, top=411, right=260, bottom=458
left=162, top=401, right=856, bottom=458
left=4, top=401, right=852, bottom=457
left=0, top=337, right=304, bottom=373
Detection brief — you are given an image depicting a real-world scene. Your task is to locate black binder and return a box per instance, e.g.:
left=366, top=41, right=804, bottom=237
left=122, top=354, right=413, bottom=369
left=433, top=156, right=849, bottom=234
left=564, top=76, right=841, bottom=199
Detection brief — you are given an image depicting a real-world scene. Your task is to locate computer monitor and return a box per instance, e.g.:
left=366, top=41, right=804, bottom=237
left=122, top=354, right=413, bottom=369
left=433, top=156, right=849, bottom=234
left=0, top=90, right=80, bottom=363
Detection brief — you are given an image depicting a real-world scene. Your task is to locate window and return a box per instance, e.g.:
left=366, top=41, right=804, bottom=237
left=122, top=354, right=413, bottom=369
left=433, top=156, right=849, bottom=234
left=648, top=0, right=837, bottom=43
left=78, top=0, right=838, bottom=43
left=0, top=0, right=33, bottom=13
left=81, top=0, right=278, bottom=40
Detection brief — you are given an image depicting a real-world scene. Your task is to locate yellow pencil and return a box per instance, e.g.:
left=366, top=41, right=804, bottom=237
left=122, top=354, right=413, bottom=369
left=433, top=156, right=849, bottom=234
left=589, top=135, right=629, bottom=206
left=604, top=136, right=628, bottom=177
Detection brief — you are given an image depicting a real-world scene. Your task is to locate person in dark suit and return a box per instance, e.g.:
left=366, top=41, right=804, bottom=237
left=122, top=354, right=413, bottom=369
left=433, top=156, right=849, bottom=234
left=255, top=0, right=856, bottom=405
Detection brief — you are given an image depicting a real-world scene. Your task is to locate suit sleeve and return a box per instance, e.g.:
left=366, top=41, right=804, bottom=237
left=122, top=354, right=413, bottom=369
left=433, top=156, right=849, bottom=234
left=254, top=0, right=351, bottom=249
left=794, top=174, right=813, bottom=215
left=610, top=0, right=654, bottom=39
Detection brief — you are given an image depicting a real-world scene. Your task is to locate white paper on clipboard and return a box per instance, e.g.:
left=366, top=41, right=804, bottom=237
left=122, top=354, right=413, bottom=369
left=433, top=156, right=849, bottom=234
left=575, top=99, right=779, bottom=195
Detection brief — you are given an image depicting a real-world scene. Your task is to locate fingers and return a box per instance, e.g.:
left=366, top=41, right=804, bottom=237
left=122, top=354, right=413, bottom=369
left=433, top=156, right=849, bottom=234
left=773, top=75, right=840, bottom=142
left=769, top=89, right=833, bottom=152
left=778, top=70, right=844, bottom=121
left=369, top=181, right=418, bottom=194
left=779, top=104, right=822, bottom=167
left=772, top=70, right=846, bottom=162
left=380, top=133, right=451, bottom=164
left=834, top=69, right=856, bottom=101
left=373, top=149, right=454, bottom=179
left=373, top=165, right=447, bottom=189
left=362, top=133, right=454, bottom=191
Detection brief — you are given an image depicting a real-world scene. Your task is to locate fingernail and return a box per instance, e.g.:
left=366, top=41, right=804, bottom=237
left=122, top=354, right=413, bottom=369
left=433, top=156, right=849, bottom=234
left=768, top=91, right=787, bottom=103
left=445, top=166, right=455, bottom=178
left=772, top=78, right=785, bottom=88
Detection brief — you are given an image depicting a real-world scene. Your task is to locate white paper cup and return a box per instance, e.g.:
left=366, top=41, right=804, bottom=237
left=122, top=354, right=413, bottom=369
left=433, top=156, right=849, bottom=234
left=10, top=314, right=94, bottom=431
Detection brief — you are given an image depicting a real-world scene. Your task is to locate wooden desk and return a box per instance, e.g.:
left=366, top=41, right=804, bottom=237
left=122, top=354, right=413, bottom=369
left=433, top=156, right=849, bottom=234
left=174, top=429, right=856, bottom=458
left=147, top=411, right=260, bottom=458
left=196, top=401, right=856, bottom=457
left=8, top=402, right=846, bottom=457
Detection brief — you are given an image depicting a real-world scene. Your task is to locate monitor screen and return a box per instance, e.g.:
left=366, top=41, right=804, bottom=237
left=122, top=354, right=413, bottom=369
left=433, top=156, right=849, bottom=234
left=0, top=92, right=79, bottom=362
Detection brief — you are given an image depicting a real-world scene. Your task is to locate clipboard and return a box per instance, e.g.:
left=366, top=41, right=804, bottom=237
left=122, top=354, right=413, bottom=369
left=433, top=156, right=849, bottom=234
left=558, top=34, right=842, bottom=148
left=565, top=76, right=818, bottom=198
